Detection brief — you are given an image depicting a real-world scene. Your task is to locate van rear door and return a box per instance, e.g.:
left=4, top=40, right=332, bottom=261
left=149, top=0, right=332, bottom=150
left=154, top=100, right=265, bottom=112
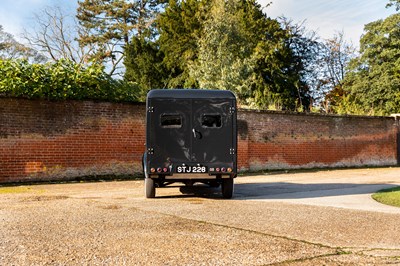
left=147, top=98, right=236, bottom=170
left=191, top=99, right=235, bottom=165
left=148, top=98, right=192, bottom=166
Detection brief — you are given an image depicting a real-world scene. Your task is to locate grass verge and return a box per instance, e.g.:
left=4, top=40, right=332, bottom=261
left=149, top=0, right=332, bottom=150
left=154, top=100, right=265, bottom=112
left=372, top=186, right=400, bottom=207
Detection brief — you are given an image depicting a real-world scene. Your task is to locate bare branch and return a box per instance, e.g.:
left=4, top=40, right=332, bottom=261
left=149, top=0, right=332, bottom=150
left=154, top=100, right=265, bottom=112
left=23, top=6, right=92, bottom=65
left=0, top=25, right=46, bottom=62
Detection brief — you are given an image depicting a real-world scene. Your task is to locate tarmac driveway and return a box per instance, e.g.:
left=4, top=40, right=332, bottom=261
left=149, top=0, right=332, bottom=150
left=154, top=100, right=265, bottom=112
left=1, top=167, right=400, bottom=265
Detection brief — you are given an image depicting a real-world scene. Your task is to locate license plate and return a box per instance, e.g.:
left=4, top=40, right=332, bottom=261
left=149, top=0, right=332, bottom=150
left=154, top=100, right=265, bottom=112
left=176, top=165, right=207, bottom=173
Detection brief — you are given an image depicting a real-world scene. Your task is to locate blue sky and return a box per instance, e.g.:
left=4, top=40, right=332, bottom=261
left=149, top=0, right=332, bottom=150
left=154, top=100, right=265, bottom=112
left=262, top=0, right=395, bottom=45
left=0, top=0, right=76, bottom=40
left=0, top=0, right=396, bottom=46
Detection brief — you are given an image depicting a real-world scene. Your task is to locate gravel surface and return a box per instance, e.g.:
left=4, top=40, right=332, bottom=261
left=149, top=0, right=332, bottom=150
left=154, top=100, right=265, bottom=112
left=1, top=168, right=400, bottom=265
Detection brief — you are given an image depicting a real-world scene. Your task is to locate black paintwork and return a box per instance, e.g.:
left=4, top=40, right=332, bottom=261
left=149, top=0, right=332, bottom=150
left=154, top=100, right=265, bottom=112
left=147, top=89, right=236, bottom=99
left=145, top=89, right=237, bottom=178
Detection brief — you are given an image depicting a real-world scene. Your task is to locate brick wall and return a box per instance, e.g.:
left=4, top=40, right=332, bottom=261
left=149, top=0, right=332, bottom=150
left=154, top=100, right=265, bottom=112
left=0, top=98, right=398, bottom=183
left=0, top=99, right=145, bottom=183
left=237, top=110, right=399, bottom=172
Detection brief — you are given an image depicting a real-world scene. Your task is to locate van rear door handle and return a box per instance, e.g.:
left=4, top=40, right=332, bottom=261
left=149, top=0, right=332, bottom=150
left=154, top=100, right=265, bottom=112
left=192, top=129, right=202, bottom=139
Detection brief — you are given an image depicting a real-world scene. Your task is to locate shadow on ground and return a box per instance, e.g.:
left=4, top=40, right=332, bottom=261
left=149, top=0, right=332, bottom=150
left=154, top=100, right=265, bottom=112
left=233, top=182, right=397, bottom=200
left=154, top=182, right=398, bottom=200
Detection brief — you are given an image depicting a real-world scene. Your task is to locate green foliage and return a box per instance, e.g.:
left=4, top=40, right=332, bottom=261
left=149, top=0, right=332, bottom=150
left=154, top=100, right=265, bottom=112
left=153, top=0, right=313, bottom=110
left=124, top=37, right=166, bottom=101
left=188, top=0, right=257, bottom=102
left=251, top=17, right=314, bottom=111
left=372, top=186, right=400, bottom=207
left=386, top=0, right=400, bottom=11
left=76, top=0, right=166, bottom=75
left=0, top=59, right=139, bottom=102
left=339, top=14, right=400, bottom=115
left=157, top=0, right=210, bottom=88
left=318, top=32, right=356, bottom=113
left=123, top=0, right=400, bottom=112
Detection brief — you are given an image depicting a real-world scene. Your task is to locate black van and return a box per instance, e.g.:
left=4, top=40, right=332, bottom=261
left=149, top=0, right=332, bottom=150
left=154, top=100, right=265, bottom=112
left=143, top=89, right=237, bottom=198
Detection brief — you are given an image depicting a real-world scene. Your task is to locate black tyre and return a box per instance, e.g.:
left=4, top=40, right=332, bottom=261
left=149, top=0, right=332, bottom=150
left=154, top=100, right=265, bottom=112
left=221, top=178, right=234, bottom=199
left=145, top=178, right=156, bottom=198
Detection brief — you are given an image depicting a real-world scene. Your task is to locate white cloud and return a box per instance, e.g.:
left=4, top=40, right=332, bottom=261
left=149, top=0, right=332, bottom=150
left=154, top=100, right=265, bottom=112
left=258, top=0, right=394, bottom=45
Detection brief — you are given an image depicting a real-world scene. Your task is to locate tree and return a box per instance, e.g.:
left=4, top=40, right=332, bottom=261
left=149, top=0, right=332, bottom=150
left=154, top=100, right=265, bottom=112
left=23, top=6, right=91, bottom=65
left=188, top=0, right=288, bottom=109
left=387, top=0, right=400, bottom=10
left=157, top=0, right=316, bottom=111
left=124, top=36, right=166, bottom=100
left=242, top=14, right=316, bottom=110
left=0, top=25, right=46, bottom=63
left=278, top=17, right=321, bottom=111
left=157, top=0, right=210, bottom=88
left=76, top=0, right=166, bottom=76
left=338, top=14, right=400, bottom=115
left=319, top=31, right=356, bottom=112
left=188, top=0, right=256, bottom=102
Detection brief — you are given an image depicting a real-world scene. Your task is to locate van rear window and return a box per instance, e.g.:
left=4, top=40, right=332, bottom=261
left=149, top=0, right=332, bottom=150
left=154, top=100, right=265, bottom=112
left=161, top=114, right=182, bottom=128
left=202, top=114, right=222, bottom=128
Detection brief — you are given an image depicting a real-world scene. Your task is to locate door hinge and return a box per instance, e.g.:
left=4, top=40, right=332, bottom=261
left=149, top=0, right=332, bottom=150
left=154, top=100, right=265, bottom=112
left=148, top=106, right=154, bottom=113
left=229, top=106, right=236, bottom=114
left=147, top=148, right=154, bottom=155
left=230, top=148, right=236, bottom=155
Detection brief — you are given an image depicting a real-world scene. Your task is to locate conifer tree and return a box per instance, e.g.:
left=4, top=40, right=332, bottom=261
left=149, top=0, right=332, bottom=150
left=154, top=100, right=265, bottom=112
left=124, top=36, right=166, bottom=99
left=157, top=0, right=211, bottom=88
left=76, top=0, right=165, bottom=75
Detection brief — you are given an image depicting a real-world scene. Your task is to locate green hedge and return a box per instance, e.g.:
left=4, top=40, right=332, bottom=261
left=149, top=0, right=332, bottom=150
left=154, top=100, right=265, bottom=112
left=0, top=59, right=139, bottom=102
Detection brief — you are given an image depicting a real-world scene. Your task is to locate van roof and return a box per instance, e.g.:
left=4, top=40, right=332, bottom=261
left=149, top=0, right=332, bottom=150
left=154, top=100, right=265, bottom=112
left=147, top=89, right=236, bottom=100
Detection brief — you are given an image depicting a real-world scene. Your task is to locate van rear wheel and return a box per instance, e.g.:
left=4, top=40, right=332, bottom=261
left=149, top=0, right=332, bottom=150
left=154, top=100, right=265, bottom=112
left=145, top=178, right=156, bottom=198
left=221, top=178, right=234, bottom=199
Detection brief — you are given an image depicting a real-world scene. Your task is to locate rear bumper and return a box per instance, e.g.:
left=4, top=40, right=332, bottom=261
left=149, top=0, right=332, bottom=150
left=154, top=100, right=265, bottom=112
left=149, top=173, right=236, bottom=179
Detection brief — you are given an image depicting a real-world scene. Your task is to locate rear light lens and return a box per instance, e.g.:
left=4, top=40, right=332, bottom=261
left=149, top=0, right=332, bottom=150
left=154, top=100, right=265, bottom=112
left=151, top=166, right=169, bottom=173
left=213, top=167, right=232, bottom=173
